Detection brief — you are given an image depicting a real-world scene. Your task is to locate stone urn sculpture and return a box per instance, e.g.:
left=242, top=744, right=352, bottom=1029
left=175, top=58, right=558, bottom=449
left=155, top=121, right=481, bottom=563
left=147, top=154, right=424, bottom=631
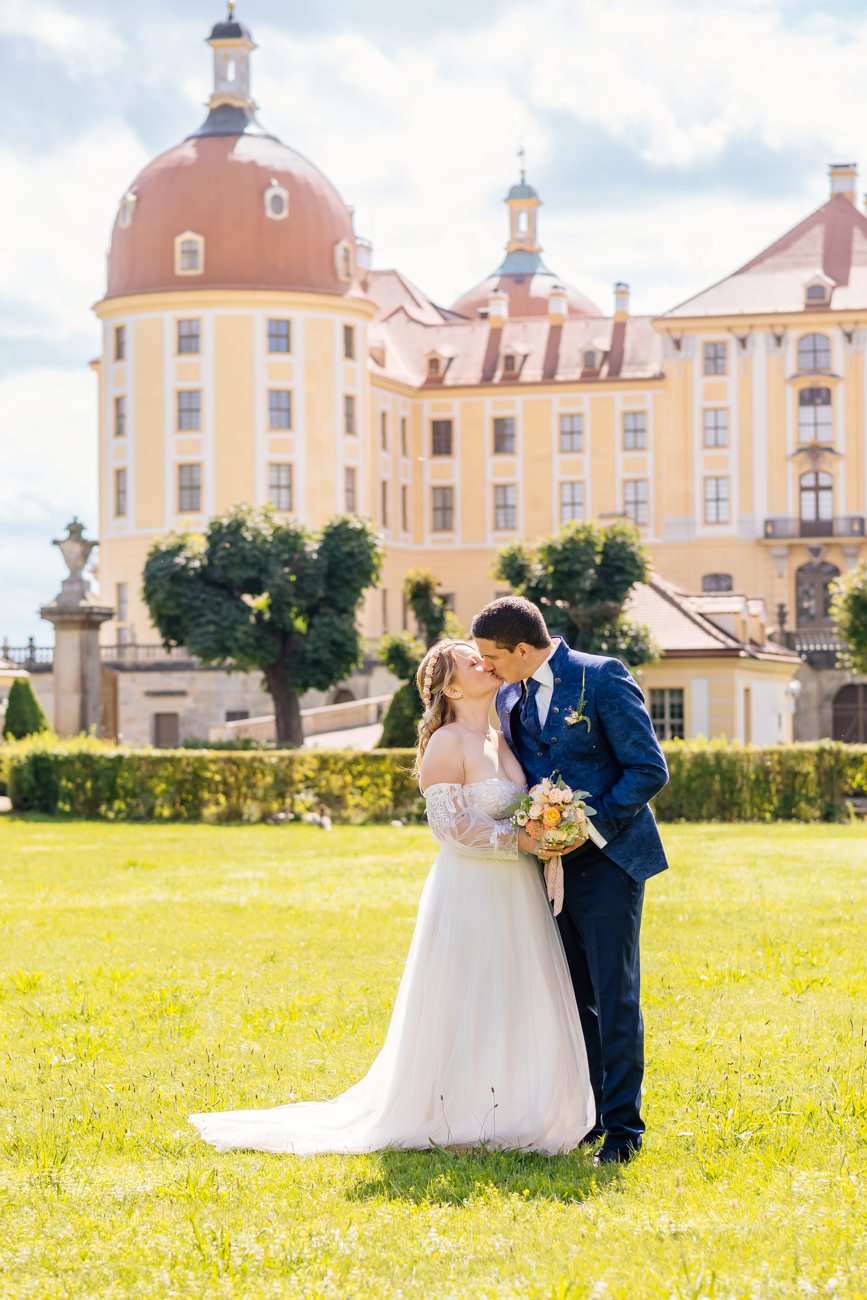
left=40, top=519, right=114, bottom=737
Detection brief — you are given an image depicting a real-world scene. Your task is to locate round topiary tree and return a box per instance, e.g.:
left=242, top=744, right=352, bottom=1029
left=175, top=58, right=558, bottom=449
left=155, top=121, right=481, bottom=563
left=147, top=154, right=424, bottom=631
left=2, top=678, right=51, bottom=741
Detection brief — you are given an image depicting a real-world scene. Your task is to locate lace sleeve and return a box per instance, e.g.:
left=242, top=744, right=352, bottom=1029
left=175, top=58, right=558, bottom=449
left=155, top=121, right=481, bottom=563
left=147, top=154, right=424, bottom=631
left=423, top=783, right=520, bottom=860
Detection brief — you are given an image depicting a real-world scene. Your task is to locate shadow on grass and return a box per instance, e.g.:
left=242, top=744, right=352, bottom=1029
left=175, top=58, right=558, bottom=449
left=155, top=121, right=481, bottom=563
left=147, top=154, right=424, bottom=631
left=345, top=1144, right=618, bottom=1205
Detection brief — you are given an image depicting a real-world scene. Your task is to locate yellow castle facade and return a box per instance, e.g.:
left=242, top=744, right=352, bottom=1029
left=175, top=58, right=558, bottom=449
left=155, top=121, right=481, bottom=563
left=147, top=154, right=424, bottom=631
left=90, top=10, right=867, bottom=743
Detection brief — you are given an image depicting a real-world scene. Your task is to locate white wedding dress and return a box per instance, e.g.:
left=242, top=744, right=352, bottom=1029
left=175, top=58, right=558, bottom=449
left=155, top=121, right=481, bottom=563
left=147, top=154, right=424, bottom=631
left=188, top=778, right=595, bottom=1155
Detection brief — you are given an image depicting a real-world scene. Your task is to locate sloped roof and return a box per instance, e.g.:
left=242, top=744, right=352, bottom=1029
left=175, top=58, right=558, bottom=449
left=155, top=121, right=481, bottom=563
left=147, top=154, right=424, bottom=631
left=664, top=193, right=867, bottom=318
left=367, top=299, right=662, bottom=387
left=625, top=572, right=800, bottom=662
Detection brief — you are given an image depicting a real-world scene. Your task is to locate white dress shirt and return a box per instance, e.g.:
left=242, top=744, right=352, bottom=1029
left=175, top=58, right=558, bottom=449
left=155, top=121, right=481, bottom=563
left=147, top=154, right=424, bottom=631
left=528, top=638, right=560, bottom=727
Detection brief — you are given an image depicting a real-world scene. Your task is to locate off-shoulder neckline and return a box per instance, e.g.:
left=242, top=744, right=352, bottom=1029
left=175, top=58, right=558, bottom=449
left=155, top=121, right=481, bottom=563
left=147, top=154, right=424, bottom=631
left=420, top=777, right=526, bottom=796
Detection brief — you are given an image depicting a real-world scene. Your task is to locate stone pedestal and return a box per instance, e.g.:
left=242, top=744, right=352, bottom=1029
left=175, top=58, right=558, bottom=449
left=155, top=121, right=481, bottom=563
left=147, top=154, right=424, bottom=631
left=39, top=519, right=114, bottom=737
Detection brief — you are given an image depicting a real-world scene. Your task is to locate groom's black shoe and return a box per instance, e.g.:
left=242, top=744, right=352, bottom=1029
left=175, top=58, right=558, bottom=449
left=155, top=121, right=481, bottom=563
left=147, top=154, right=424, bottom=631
left=578, top=1131, right=605, bottom=1150
left=593, top=1143, right=640, bottom=1167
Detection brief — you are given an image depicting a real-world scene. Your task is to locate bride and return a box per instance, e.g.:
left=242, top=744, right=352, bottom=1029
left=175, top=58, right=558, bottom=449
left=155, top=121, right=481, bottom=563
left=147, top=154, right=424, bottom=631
left=189, top=639, right=595, bottom=1155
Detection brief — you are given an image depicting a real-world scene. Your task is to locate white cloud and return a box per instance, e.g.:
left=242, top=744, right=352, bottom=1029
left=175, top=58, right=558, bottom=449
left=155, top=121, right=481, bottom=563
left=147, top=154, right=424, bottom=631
left=0, top=0, right=124, bottom=76
left=0, top=125, right=150, bottom=341
left=0, top=365, right=98, bottom=640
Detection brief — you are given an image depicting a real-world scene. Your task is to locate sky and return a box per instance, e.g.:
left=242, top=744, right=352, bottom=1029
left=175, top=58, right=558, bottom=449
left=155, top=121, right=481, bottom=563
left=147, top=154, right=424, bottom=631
left=2, top=0, right=867, bottom=644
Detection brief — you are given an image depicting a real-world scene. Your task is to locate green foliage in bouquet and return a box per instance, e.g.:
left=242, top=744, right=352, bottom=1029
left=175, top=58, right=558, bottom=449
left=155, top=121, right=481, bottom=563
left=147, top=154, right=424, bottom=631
left=494, top=520, right=657, bottom=666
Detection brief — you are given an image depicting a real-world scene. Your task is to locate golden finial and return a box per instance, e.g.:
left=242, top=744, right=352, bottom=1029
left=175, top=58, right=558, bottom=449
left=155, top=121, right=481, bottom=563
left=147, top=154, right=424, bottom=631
left=228, top=0, right=236, bottom=17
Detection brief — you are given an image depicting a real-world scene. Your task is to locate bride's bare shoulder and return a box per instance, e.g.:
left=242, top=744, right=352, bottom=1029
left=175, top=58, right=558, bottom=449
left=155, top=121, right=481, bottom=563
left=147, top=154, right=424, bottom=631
left=420, top=725, right=466, bottom=790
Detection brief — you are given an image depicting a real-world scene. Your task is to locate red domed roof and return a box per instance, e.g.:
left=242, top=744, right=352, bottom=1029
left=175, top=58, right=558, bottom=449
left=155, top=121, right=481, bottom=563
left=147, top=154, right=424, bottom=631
left=452, top=270, right=602, bottom=320
left=105, top=132, right=359, bottom=300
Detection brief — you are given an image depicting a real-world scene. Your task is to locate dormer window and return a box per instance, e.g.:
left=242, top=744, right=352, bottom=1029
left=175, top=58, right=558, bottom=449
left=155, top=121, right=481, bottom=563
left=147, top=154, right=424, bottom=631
left=117, top=191, right=136, bottom=229
left=582, top=348, right=599, bottom=371
left=502, top=353, right=517, bottom=375
left=264, top=182, right=289, bottom=221
left=804, top=274, right=833, bottom=307
left=175, top=232, right=204, bottom=276
left=427, top=357, right=441, bottom=378
left=334, top=240, right=353, bottom=282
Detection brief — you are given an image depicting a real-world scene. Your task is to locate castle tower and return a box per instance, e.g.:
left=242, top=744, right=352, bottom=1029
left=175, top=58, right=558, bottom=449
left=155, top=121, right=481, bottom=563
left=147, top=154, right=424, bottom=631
left=93, top=6, right=375, bottom=644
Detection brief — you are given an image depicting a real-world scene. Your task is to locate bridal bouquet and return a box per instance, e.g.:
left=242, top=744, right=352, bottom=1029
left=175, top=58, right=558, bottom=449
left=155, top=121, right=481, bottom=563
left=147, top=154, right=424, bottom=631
left=511, top=775, right=598, bottom=916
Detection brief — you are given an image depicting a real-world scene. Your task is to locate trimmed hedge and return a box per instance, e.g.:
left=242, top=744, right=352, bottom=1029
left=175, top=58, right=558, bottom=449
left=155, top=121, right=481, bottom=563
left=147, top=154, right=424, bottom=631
left=5, top=736, right=424, bottom=823
left=5, top=736, right=867, bottom=823
left=653, top=739, right=867, bottom=822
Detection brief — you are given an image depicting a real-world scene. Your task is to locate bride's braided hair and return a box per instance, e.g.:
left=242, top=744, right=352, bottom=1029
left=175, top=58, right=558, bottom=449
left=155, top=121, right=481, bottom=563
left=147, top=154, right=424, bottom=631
left=413, top=640, right=469, bottom=776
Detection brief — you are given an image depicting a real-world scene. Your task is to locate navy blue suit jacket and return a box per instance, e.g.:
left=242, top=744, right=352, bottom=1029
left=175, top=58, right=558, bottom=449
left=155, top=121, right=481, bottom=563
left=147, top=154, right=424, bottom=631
left=496, top=640, right=669, bottom=883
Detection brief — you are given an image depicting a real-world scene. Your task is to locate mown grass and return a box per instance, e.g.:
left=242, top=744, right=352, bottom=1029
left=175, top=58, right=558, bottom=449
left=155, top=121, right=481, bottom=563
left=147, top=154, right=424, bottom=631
left=0, top=818, right=865, bottom=1298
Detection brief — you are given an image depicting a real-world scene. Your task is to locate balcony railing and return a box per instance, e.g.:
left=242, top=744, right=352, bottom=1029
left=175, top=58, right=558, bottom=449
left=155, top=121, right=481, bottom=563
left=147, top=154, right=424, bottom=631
left=763, top=515, right=866, bottom=540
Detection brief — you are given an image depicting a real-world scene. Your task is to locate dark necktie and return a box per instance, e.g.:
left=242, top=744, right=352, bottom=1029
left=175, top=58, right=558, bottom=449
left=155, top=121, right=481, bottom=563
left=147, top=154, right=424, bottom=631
left=519, top=678, right=542, bottom=741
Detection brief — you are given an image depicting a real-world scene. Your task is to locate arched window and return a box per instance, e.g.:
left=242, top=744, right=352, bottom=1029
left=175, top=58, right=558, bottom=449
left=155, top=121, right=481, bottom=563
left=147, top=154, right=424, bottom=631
left=334, top=240, right=353, bottom=282
left=798, top=387, right=832, bottom=442
left=795, top=560, right=839, bottom=627
left=833, top=684, right=867, bottom=743
left=797, top=333, right=831, bottom=372
left=799, top=471, right=833, bottom=532
left=174, top=231, right=204, bottom=276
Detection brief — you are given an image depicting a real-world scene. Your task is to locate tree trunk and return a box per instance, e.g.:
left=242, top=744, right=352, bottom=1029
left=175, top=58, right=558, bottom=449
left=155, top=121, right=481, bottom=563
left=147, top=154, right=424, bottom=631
left=264, top=667, right=304, bottom=746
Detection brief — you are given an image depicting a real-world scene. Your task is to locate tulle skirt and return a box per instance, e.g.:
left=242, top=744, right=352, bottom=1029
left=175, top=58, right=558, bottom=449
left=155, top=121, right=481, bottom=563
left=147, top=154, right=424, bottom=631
left=189, top=848, right=595, bottom=1155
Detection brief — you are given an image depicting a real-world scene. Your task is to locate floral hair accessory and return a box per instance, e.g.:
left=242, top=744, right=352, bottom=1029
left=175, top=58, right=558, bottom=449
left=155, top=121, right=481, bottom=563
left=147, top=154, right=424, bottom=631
left=421, top=650, right=441, bottom=708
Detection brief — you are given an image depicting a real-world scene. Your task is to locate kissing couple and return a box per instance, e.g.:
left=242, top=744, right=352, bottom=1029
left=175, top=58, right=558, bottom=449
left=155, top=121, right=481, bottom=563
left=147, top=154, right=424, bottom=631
left=190, top=596, right=670, bottom=1164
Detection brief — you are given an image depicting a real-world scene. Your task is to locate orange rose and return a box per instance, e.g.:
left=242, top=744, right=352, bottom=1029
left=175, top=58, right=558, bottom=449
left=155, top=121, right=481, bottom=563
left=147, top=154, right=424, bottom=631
left=542, top=806, right=562, bottom=828
left=525, top=820, right=544, bottom=840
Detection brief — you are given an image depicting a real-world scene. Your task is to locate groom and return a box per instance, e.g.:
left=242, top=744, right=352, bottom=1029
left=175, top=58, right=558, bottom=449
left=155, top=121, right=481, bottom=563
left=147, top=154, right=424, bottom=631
left=472, top=596, right=669, bottom=1164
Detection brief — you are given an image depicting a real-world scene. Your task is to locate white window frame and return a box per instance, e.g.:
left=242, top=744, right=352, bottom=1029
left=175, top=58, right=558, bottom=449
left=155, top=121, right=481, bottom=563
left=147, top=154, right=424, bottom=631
left=174, top=231, right=204, bottom=276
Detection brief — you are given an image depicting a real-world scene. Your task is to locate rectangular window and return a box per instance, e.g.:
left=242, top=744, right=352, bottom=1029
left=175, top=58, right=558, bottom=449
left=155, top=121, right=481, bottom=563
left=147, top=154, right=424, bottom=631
left=704, top=476, right=730, bottom=524
left=267, top=319, right=291, bottom=353
left=649, top=688, right=685, bottom=741
left=178, top=462, right=201, bottom=512
left=177, top=319, right=200, bottom=354
left=114, top=468, right=127, bottom=517
left=179, top=239, right=200, bottom=272
left=431, top=419, right=453, bottom=456
left=624, top=479, right=648, bottom=525
left=114, top=394, right=126, bottom=438
left=493, top=416, right=516, bottom=454
left=559, top=413, right=583, bottom=453
left=114, top=325, right=126, bottom=361
left=344, top=394, right=356, bottom=435
left=703, top=341, right=727, bottom=375
left=344, top=465, right=357, bottom=512
left=493, top=483, right=518, bottom=530
left=401, top=483, right=409, bottom=532
left=432, top=485, right=454, bottom=532
left=116, top=581, right=128, bottom=622
left=381, top=588, right=388, bottom=632
left=381, top=479, right=389, bottom=527
left=380, top=411, right=388, bottom=450
left=268, top=389, right=292, bottom=430
left=177, top=389, right=201, bottom=431
left=560, top=481, right=585, bottom=524
left=343, top=324, right=355, bottom=360
left=268, top=463, right=293, bottom=511
left=703, top=408, right=729, bottom=448
left=225, top=710, right=250, bottom=723
left=400, top=416, right=408, bottom=457
left=623, top=411, right=647, bottom=450
left=503, top=353, right=517, bottom=374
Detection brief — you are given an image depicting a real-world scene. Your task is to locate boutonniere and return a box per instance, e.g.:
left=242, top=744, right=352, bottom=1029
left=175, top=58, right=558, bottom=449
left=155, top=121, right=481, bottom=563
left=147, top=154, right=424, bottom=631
left=564, top=668, right=591, bottom=731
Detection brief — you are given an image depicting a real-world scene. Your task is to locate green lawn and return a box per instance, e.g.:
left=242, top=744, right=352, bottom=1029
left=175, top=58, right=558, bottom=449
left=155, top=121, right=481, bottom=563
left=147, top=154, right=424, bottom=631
left=1, top=819, right=865, bottom=1299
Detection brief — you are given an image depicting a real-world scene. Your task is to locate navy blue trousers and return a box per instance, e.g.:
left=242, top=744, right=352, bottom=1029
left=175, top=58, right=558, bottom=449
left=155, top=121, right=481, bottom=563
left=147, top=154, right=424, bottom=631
left=556, top=842, right=645, bottom=1152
